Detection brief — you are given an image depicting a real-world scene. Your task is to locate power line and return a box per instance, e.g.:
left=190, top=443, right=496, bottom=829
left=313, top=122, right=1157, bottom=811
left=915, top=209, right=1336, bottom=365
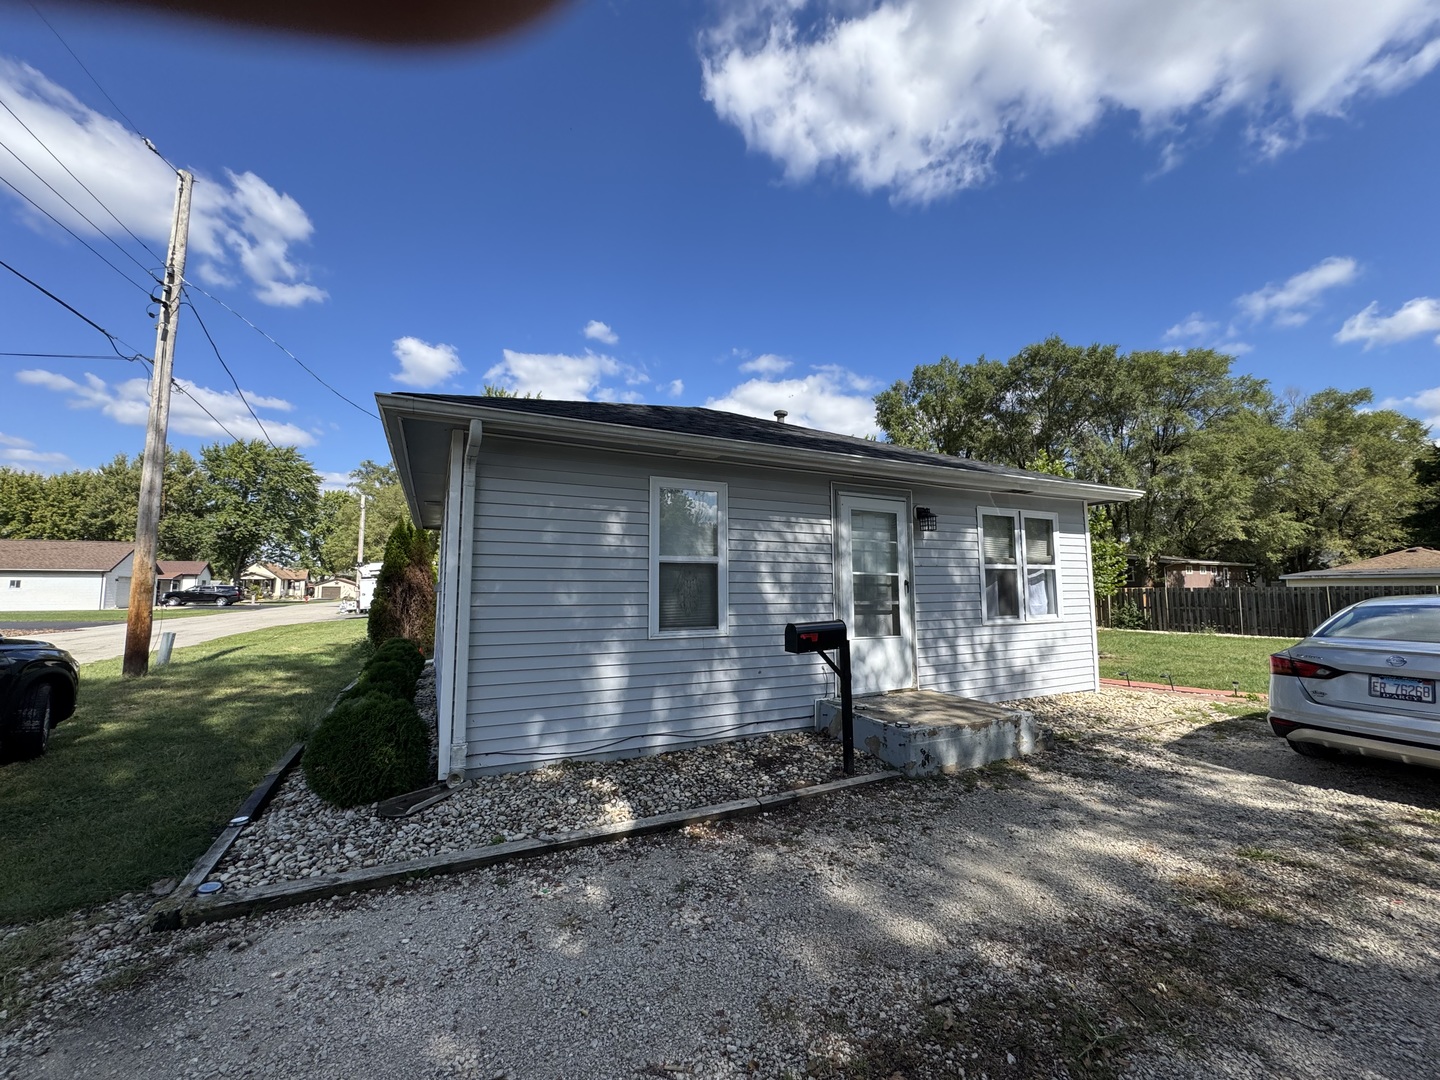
left=0, top=93, right=165, bottom=268
left=169, top=378, right=245, bottom=444
left=0, top=256, right=150, bottom=361
left=0, top=166, right=154, bottom=295
left=182, top=292, right=275, bottom=447
left=0, top=351, right=132, bottom=359
left=183, top=280, right=380, bottom=420
left=27, top=2, right=180, bottom=174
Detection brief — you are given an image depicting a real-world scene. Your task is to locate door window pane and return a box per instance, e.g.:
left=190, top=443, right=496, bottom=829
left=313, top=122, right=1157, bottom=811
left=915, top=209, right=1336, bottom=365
left=852, top=572, right=900, bottom=638
left=851, top=509, right=900, bottom=638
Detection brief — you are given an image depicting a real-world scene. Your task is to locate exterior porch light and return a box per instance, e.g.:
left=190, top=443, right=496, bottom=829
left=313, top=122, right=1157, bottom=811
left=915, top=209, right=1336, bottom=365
left=914, top=506, right=938, bottom=532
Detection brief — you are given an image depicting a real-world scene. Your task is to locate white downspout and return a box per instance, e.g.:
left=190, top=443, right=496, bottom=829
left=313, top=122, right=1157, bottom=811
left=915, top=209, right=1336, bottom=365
left=441, top=419, right=483, bottom=786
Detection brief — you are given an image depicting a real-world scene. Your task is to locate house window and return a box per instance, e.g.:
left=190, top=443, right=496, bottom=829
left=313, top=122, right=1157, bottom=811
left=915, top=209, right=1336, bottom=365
left=650, top=477, right=727, bottom=636
left=7, top=580, right=19, bottom=589
left=980, top=510, right=1060, bottom=620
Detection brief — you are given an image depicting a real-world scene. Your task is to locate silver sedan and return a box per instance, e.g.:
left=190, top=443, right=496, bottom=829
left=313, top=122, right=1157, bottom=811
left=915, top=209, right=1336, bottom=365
left=1269, top=596, right=1440, bottom=767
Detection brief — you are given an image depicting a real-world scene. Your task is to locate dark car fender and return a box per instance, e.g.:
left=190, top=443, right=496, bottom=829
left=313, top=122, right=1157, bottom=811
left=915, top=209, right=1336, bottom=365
left=1, top=656, right=79, bottom=727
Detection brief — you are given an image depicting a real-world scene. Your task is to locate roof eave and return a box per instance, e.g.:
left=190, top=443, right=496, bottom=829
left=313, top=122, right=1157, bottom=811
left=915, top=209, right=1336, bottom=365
left=377, top=394, right=1144, bottom=516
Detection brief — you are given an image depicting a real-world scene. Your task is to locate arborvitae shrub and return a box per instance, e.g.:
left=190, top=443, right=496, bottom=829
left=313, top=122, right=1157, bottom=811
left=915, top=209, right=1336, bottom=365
left=375, top=637, right=425, bottom=681
left=302, top=694, right=431, bottom=807
left=368, top=521, right=436, bottom=653
left=346, top=658, right=417, bottom=702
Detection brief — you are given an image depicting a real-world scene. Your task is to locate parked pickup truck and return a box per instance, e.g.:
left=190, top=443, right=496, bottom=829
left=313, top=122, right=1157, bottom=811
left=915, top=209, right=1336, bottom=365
left=161, top=583, right=242, bottom=607
left=0, top=635, right=79, bottom=760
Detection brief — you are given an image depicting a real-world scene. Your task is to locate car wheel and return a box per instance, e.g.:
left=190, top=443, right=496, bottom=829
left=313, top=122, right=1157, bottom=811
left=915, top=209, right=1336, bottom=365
left=1288, top=738, right=1340, bottom=760
left=216, top=597, right=231, bottom=607
left=168, top=598, right=184, bottom=607
left=4, top=682, right=53, bottom=761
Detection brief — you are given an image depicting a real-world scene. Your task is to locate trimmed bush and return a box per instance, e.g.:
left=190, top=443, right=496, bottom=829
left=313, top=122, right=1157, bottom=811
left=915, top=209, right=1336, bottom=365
left=303, top=693, right=431, bottom=807
left=343, top=658, right=417, bottom=703
left=368, top=521, right=436, bottom=652
left=375, top=637, right=425, bottom=680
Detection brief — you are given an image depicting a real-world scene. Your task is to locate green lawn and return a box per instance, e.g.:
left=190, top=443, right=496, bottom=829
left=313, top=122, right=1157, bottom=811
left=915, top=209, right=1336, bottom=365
left=1096, top=628, right=1300, bottom=694
left=0, top=619, right=367, bottom=925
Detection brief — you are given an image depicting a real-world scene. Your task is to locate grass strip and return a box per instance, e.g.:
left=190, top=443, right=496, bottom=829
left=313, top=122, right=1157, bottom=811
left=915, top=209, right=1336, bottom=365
left=1096, top=628, right=1299, bottom=695
left=0, top=619, right=367, bottom=925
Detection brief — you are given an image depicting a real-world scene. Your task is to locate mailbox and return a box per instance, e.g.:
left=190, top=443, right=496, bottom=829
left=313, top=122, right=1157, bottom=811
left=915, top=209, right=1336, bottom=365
left=784, top=620, right=848, bottom=654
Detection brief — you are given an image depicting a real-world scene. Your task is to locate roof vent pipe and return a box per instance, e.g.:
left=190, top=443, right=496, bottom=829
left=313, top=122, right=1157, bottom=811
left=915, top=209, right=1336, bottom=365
left=774, top=410, right=788, bottom=423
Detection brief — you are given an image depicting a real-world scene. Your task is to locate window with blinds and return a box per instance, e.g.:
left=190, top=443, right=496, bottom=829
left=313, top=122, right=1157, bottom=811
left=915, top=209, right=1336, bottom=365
left=650, top=478, right=728, bottom=636
left=979, top=510, right=1060, bottom=621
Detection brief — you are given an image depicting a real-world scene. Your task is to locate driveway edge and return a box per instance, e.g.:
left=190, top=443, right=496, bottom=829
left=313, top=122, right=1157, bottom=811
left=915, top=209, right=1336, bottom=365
left=149, top=771, right=899, bottom=931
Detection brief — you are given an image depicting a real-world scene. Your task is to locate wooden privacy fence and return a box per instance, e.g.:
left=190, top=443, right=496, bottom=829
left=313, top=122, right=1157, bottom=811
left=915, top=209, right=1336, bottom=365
left=1097, top=584, right=1440, bottom=639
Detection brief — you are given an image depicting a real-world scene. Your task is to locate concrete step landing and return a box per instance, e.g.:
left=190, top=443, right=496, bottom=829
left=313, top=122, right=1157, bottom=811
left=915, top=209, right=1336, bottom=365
left=815, top=690, right=1046, bottom=777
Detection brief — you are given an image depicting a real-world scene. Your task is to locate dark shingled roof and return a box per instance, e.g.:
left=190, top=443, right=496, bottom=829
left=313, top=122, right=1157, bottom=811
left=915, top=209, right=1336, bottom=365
left=1284, top=547, right=1440, bottom=579
left=0, top=539, right=137, bottom=572
left=393, top=395, right=1079, bottom=485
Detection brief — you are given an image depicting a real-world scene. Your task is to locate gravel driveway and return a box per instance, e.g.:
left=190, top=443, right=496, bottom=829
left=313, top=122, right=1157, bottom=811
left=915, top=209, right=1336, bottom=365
left=3, top=690, right=1437, bottom=1079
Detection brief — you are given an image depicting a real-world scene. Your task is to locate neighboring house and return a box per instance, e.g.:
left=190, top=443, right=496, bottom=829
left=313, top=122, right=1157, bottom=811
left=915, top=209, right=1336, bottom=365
left=379, top=395, right=1143, bottom=781
left=311, top=576, right=358, bottom=601
left=1280, top=547, right=1440, bottom=589
left=155, top=560, right=213, bottom=598
left=1155, top=556, right=1254, bottom=589
left=241, top=563, right=311, bottom=599
left=0, top=540, right=160, bottom=611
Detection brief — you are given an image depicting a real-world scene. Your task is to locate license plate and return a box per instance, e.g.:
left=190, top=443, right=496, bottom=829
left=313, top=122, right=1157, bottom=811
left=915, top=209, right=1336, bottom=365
left=1369, top=675, right=1436, bottom=704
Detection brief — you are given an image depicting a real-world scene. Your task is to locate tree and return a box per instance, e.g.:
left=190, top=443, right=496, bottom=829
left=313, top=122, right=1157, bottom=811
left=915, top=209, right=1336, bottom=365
left=367, top=519, right=436, bottom=650
left=198, top=441, right=321, bottom=583
left=1407, top=442, right=1440, bottom=548
left=310, top=459, right=411, bottom=575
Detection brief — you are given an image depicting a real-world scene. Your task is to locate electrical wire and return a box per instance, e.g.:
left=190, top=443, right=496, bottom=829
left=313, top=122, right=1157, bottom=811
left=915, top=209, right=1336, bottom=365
left=27, top=2, right=181, bottom=174
left=182, top=292, right=275, bottom=447
left=0, top=168, right=154, bottom=295
left=0, top=94, right=165, bottom=269
left=0, top=256, right=150, bottom=360
left=0, top=351, right=132, bottom=359
left=182, top=280, right=381, bottom=420
left=168, top=378, right=245, bottom=444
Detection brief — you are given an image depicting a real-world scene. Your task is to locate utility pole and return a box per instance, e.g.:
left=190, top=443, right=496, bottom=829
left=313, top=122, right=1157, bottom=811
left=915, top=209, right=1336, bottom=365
left=124, top=170, right=193, bottom=678
left=356, top=492, right=368, bottom=570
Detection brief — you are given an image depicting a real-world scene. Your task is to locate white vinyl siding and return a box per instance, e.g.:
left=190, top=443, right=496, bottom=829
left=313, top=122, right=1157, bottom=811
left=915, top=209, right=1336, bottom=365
left=445, top=439, right=1101, bottom=776
left=459, top=441, right=833, bottom=774
left=915, top=495, right=1095, bottom=700
left=0, top=558, right=133, bottom=611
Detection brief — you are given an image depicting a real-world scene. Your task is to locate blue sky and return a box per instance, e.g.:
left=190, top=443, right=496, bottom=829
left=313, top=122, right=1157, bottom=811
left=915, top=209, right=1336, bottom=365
left=2, top=0, right=1439, bottom=487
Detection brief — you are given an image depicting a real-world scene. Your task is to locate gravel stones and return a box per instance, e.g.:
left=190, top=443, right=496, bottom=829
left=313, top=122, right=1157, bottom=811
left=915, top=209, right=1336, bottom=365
left=215, top=667, right=884, bottom=891
left=5, top=687, right=1439, bottom=1079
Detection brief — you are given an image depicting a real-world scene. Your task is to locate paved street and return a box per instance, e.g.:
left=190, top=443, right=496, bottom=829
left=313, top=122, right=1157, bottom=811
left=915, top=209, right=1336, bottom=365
left=38, top=602, right=355, bottom=664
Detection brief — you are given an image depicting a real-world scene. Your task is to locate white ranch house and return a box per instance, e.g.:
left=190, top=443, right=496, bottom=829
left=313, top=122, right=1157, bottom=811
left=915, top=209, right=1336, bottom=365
left=0, top=539, right=159, bottom=611
left=380, top=396, right=1142, bottom=782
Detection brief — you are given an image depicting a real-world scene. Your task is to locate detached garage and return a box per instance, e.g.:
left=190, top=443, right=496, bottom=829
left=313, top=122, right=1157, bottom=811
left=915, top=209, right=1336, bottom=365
left=0, top=540, right=155, bottom=611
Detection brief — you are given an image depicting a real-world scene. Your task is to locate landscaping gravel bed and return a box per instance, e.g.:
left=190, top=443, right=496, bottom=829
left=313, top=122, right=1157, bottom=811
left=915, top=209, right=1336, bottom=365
left=215, top=668, right=884, bottom=890
left=6, top=686, right=1438, bottom=1080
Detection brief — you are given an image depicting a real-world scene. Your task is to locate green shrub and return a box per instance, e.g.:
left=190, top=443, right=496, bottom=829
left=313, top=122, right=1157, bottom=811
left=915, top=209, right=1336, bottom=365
left=368, top=521, right=436, bottom=652
left=1111, top=604, right=1150, bottom=630
left=346, top=658, right=417, bottom=702
left=374, top=637, right=425, bottom=680
left=303, top=694, right=431, bottom=807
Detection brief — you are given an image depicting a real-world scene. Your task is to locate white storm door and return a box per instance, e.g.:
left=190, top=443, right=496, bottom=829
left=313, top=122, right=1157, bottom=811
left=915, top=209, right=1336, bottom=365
left=838, top=494, right=915, bottom=694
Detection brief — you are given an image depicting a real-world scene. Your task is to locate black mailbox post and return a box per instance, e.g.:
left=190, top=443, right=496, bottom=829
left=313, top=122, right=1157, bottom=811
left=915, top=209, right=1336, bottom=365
left=783, top=619, right=854, bottom=776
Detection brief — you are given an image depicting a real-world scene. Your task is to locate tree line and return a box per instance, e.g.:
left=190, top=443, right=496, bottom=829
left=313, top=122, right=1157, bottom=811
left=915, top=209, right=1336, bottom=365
left=876, top=337, right=1440, bottom=581
left=0, top=443, right=410, bottom=585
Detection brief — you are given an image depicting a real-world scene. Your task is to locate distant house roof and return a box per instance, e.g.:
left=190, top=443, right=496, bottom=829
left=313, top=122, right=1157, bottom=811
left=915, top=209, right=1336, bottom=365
left=244, top=562, right=309, bottom=581
left=1281, top=547, right=1440, bottom=584
left=0, top=539, right=139, bottom=573
left=158, top=560, right=210, bottom=578
left=377, top=394, right=1146, bottom=530
left=1156, top=556, right=1254, bottom=568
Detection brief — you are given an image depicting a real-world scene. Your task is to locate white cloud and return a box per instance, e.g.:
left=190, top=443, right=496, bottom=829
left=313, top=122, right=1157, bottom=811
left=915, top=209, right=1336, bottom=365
left=0, top=59, right=325, bottom=306
left=1236, top=256, right=1359, bottom=325
left=583, top=320, right=619, bottom=345
left=390, top=336, right=464, bottom=388
left=15, top=368, right=315, bottom=446
left=739, top=352, right=792, bottom=375
left=706, top=365, right=880, bottom=437
left=701, top=2, right=1440, bottom=202
left=1163, top=313, right=1218, bottom=342
left=1378, top=385, right=1440, bottom=435
left=1335, top=297, right=1440, bottom=348
left=665, top=379, right=685, bottom=397
left=1, top=446, right=72, bottom=468
left=483, top=349, right=647, bottom=400
left=318, top=470, right=353, bottom=491
left=0, top=431, right=33, bottom=448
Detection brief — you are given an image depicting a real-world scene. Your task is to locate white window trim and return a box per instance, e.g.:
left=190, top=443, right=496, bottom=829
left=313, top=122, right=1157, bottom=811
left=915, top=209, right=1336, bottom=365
left=649, top=476, right=729, bottom=639
left=977, top=508, right=1062, bottom=623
